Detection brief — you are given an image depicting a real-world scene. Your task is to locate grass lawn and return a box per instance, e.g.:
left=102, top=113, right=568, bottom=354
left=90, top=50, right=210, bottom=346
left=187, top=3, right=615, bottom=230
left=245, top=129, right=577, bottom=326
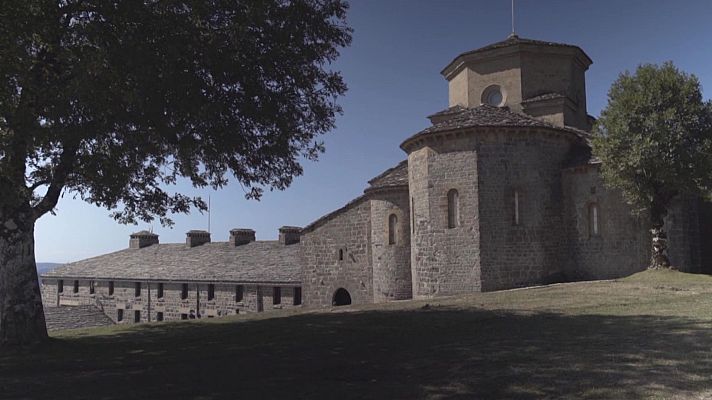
left=2, top=269, right=712, bottom=399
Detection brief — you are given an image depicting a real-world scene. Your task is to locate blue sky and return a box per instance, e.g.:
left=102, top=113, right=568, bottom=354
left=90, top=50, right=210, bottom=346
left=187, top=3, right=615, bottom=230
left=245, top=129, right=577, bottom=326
left=35, top=0, right=712, bottom=262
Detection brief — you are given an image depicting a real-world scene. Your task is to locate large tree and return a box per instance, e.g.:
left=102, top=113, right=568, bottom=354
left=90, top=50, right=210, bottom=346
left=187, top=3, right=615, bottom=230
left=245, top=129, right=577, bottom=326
left=0, top=0, right=351, bottom=346
left=592, top=62, right=712, bottom=269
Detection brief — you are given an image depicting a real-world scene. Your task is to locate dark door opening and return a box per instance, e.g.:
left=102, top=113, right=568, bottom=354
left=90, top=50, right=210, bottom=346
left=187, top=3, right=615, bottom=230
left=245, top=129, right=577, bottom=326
left=332, top=288, right=352, bottom=306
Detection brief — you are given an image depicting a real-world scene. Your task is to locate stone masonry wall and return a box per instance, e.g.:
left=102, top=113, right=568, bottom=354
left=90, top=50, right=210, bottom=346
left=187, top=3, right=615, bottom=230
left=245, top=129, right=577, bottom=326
left=477, top=129, right=572, bottom=291
left=408, top=137, right=481, bottom=298
left=369, top=189, right=412, bottom=301
left=563, top=167, right=702, bottom=278
left=301, top=199, right=373, bottom=307
left=40, top=278, right=301, bottom=324
left=664, top=195, right=702, bottom=273
left=562, top=166, right=649, bottom=280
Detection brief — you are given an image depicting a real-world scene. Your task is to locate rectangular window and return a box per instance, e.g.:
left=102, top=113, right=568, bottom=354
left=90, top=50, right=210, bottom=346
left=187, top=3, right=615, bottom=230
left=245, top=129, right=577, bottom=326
left=89, top=281, right=95, bottom=295
left=135, top=282, right=141, bottom=297
left=293, top=287, right=302, bottom=306
left=181, top=313, right=188, bottom=320
left=589, top=204, right=600, bottom=236
left=208, top=284, right=215, bottom=301
left=117, top=309, right=124, bottom=322
left=73, top=280, right=79, bottom=293
left=181, top=283, right=189, bottom=300
left=134, top=310, right=141, bottom=323
left=236, top=285, right=244, bottom=302
left=273, top=287, right=281, bottom=305
left=157, top=283, right=164, bottom=299
left=108, top=281, right=114, bottom=296
left=156, top=312, right=164, bottom=322
left=58, top=280, right=64, bottom=293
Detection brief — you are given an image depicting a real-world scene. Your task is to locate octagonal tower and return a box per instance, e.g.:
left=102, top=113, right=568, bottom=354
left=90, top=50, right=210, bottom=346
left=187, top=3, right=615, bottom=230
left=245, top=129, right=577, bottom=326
left=402, top=35, right=592, bottom=298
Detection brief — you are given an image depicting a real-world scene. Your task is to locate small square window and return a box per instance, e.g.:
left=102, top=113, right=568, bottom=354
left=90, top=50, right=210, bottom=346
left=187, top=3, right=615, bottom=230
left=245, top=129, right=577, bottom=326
left=156, top=312, right=164, bottom=322
left=181, top=313, right=188, bottom=320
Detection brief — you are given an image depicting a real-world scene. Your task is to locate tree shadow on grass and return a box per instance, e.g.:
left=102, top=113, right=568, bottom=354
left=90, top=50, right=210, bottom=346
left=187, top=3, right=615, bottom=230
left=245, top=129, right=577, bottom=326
left=1, top=307, right=712, bottom=399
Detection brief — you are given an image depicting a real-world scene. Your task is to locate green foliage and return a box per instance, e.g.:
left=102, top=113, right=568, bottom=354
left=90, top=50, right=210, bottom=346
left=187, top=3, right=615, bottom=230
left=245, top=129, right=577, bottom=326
left=0, top=0, right=352, bottom=225
left=592, top=62, right=712, bottom=223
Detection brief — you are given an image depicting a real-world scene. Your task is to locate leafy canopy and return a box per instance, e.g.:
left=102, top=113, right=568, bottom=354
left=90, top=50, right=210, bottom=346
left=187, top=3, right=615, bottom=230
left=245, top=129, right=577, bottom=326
left=591, top=62, right=712, bottom=221
left=0, top=0, right=352, bottom=225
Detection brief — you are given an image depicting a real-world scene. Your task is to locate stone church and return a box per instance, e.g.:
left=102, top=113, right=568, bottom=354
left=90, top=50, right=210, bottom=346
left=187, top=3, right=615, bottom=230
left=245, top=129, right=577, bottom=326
left=41, top=35, right=711, bottom=327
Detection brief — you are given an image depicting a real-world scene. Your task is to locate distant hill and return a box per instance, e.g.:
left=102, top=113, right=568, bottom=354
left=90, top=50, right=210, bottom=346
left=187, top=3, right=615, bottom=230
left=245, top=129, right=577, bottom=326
left=36, top=263, right=62, bottom=274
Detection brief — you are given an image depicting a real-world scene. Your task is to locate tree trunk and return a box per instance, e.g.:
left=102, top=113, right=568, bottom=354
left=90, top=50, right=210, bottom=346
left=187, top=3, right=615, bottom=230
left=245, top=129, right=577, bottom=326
left=650, top=222, right=671, bottom=269
left=0, top=211, right=48, bottom=347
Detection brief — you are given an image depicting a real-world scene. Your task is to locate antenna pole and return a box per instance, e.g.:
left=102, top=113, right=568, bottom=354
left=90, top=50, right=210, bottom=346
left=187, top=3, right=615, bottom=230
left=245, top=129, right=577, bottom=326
left=511, top=0, right=515, bottom=35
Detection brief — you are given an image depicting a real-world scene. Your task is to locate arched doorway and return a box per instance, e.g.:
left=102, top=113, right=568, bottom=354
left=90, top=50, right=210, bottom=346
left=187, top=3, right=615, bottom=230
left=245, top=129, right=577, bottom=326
left=332, top=288, right=352, bottom=306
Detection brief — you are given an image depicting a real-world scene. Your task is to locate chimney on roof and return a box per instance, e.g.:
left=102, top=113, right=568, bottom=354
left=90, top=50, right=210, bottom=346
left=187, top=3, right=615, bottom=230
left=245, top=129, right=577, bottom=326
left=279, top=226, right=301, bottom=245
left=186, top=230, right=211, bottom=248
left=229, top=228, right=255, bottom=246
left=129, top=231, right=159, bottom=249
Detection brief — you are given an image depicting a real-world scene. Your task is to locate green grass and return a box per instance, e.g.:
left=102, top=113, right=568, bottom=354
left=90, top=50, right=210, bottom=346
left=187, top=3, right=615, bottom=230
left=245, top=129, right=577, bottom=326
left=3, top=270, right=712, bottom=399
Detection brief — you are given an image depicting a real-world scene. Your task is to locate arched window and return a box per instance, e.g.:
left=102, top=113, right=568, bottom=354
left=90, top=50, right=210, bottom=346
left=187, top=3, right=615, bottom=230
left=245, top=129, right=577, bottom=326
left=513, top=190, right=520, bottom=226
left=447, top=189, right=459, bottom=228
left=589, top=203, right=599, bottom=236
left=388, top=214, right=398, bottom=245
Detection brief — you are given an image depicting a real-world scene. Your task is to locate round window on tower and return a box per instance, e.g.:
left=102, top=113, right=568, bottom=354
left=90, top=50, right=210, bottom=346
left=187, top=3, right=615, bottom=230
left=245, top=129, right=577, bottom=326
left=481, top=85, right=506, bottom=107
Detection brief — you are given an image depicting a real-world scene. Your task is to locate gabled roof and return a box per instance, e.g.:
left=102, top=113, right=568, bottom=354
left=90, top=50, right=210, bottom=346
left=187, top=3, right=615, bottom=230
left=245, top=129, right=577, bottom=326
left=42, top=241, right=302, bottom=284
left=302, top=160, right=410, bottom=234
left=367, top=160, right=408, bottom=190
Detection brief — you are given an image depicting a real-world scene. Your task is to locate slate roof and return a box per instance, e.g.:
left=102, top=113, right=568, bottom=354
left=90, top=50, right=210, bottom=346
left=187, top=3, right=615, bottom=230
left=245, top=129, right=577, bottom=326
left=521, top=92, right=566, bottom=103
left=367, top=160, right=408, bottom=190
left=413, top=104, right=552, bottom=136
left=42, top=241, right=302, bottom=284
left=465, top=35, right=583, bottom=55
left=44, top=306, right=114, bottom=331
left=443, top=35, right=591, bottom=75
left=303, top=160, right=410, bottom=233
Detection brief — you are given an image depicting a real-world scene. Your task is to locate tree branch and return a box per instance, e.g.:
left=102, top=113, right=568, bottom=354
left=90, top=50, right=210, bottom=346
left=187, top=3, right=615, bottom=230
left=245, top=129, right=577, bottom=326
left=31, top=143, right=77, bottom=220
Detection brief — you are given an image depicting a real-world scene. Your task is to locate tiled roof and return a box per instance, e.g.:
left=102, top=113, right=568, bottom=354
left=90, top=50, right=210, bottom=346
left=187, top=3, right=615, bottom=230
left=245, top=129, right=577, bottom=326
left=44, top=306, right=114, bottom=331
left=415, top=104, right=552, bottom=135
left=442, top=35, right=592, bottom=76
left=367, top=160, right=408, bottom=190
left=521, top=92, right=566, bottom=103
left=427, top=105, right=468, bottom=119
left=42, top=241, right=302, bottom=284
left=301, top=194, right=369, bottom=234
left=402, top=105, right=589, bottom=150
left=465, top=35, right=582, bottom=55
